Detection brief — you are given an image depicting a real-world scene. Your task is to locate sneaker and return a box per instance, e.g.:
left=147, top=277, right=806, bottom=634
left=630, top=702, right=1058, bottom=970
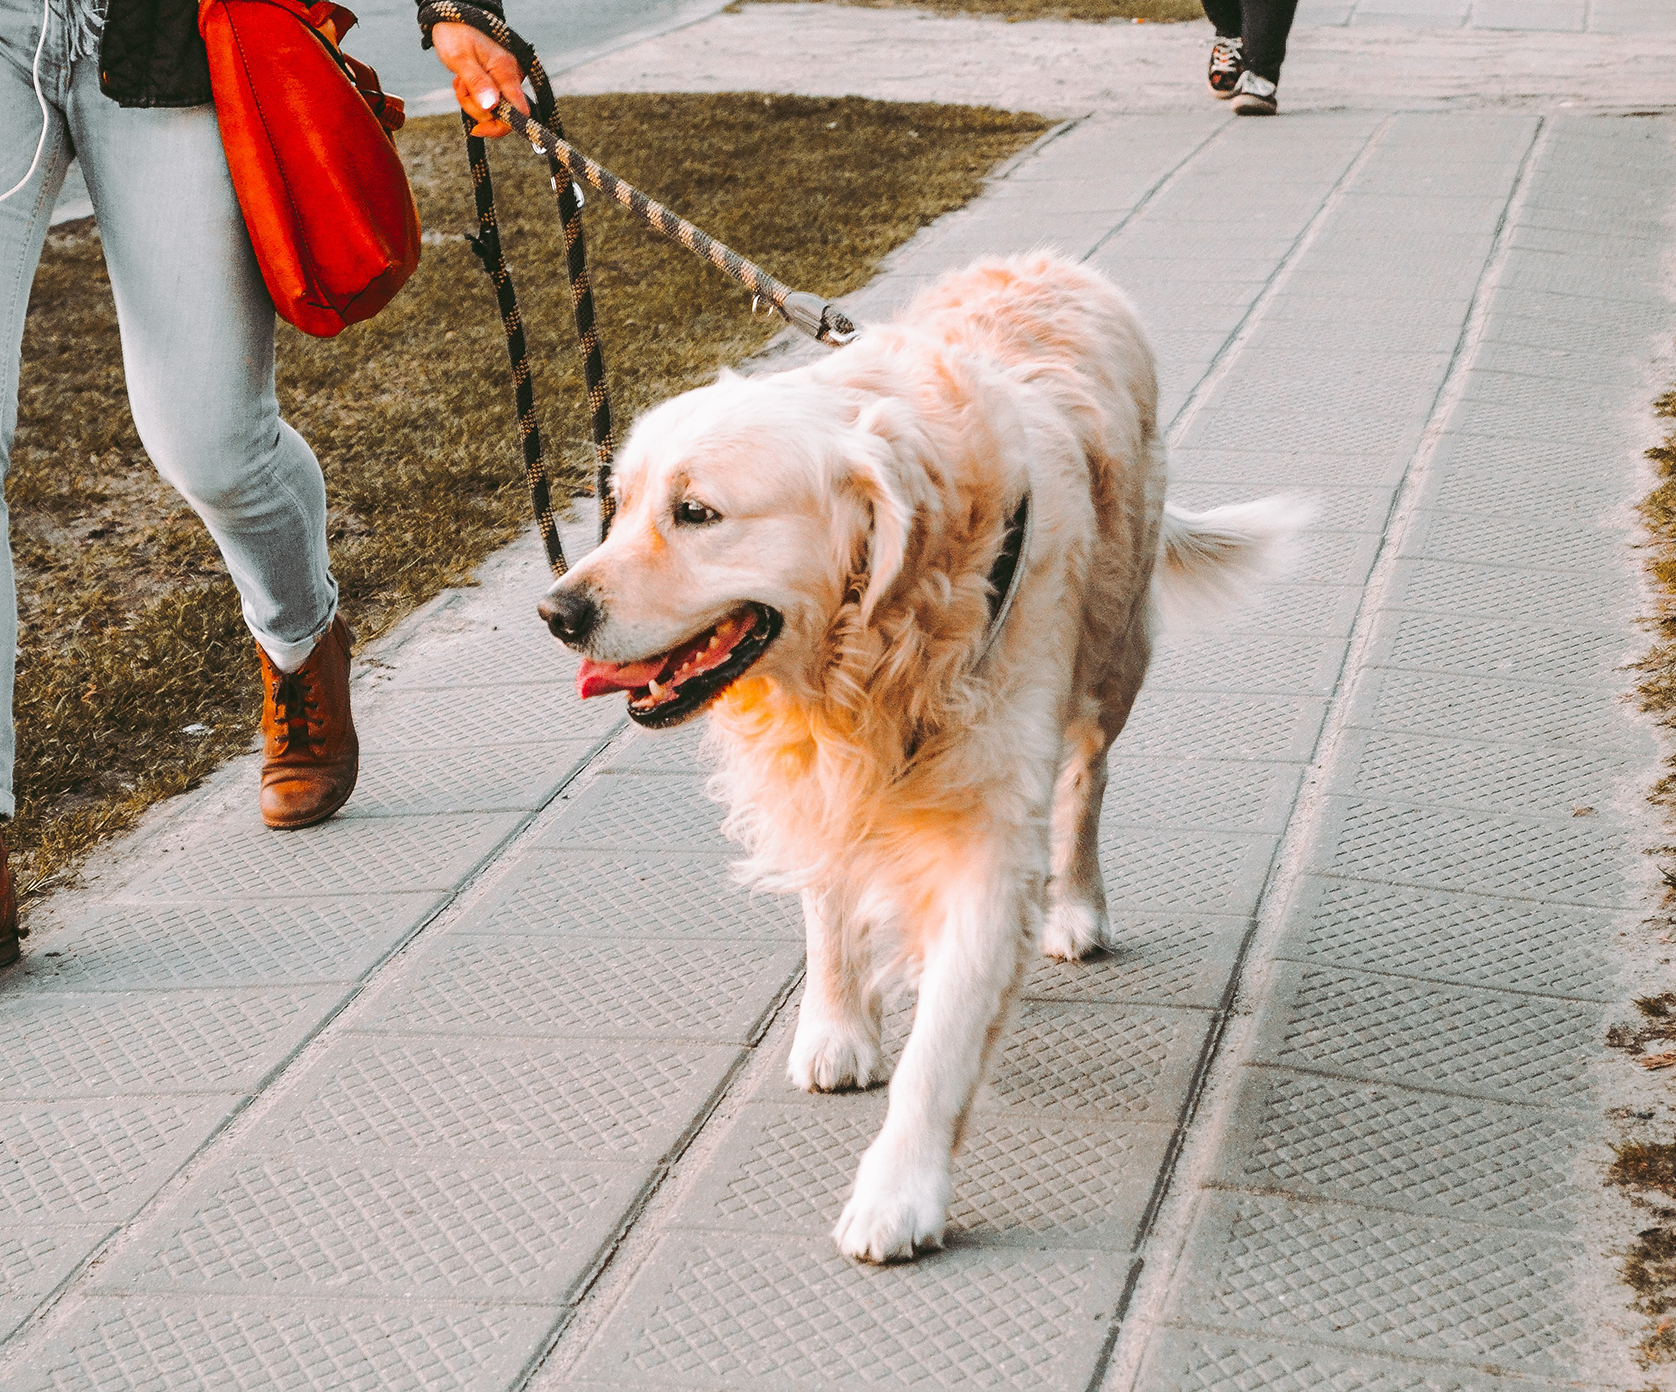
left=1230, top=70, right=1278, bottom=116
left=1207, top=36, right=1244, bottom=98
left=0, top=828, right=16, bottom=969
left=258, top=616, right=359, bottom=829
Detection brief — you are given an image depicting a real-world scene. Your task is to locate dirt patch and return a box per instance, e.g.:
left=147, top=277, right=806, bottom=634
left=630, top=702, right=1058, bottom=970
left=10, top=91, right=1047, bottom=907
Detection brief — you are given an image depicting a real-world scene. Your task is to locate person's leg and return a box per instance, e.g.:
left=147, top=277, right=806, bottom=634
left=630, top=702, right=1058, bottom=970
left=1201, top=0, right=1243, bottom=35
left=66, top=58, right=358, bottom=827
left=1239, top=0, right=1300, bottom=83
left=0, top=0, right=73, bottom=952
left=63, top=60, right=337, bottom=669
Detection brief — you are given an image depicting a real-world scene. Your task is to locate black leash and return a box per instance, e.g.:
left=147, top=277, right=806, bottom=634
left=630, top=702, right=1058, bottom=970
left=415, top=1, right=859, bottom=576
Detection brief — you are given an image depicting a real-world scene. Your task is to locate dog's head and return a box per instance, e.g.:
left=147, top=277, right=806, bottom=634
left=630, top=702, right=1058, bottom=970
left=539, top=367, right=928, bottom=728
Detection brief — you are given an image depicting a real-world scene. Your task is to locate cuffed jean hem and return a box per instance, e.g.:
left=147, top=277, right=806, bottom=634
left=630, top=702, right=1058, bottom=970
left=256, top=608, right=338, bottom=673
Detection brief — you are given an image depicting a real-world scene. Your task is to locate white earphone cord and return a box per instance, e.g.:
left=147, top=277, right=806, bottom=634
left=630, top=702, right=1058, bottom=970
left=0, top=0, right=55, bottom=205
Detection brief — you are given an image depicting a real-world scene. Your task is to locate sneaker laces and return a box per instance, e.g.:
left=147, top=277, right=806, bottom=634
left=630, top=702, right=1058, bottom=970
left=1210, top=37, right=1243, bottom=76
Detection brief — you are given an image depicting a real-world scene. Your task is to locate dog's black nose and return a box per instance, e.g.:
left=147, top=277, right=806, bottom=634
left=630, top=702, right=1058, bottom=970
left=538, top=588, right=598, bottom=646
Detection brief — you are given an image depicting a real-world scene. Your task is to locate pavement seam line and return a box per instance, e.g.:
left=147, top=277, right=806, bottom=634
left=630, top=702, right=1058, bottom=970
left=507, top=968, right=807, bottom=1392
left=989, top=114, right=1085, bottom=183
left=1194, top=1178, right=1578, bottom=1233
left=1237, top=1057, right=1597, bottom=1114
left=1226, top=1055, right=1596, bottom=1115
left=0, top=714, right=627, bottom=1373
left=1260, top=950, right=1619, bottom=1004
left=1079, top=114, right=1233, bottom=267
left=1160, top=114, right=1393, bottom=446
left=1078, top=111, right=1398, bottom=1392
left=1096, top=112, right=1552, bottom=1392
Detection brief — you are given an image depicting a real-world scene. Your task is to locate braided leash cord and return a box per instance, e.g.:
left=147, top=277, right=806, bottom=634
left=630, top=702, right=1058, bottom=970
left=460, top=125, right=570, bottom=571
left=484, top=98, right=859, bottom=349
left=417, top=1, right=859, bottom=571
left=421, top=0, right=617, bottom=569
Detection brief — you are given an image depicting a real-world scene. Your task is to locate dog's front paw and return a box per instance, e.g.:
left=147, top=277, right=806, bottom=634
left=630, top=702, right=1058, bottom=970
left=789, top=1021, right=882, bottom=1093
left=1040, top=899, right=1112, bottom=961
left=832, top=1147, right=948, bottom=1263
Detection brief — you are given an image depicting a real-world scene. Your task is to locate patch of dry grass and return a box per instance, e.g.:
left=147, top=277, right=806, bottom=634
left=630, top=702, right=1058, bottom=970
left=10, top=92, right=1048, bottom=907
left=1615, top=388, right=1676, bottom=1364
left=1639, top=386, right=1676, bottom=767
left=1608, top=1139, right=1676, bottom=1362
left=732, top=0, right=1204, bottom=21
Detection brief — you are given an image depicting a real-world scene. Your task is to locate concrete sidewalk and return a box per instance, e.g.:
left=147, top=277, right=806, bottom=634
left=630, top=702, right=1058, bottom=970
left=1297, top=0, right=1674, bottom=28
left=4, top=10, right=1676, bottom=1392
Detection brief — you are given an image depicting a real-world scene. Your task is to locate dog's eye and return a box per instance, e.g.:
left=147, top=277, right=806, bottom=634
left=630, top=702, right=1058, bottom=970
left=674, top=500, right=721, bottom=526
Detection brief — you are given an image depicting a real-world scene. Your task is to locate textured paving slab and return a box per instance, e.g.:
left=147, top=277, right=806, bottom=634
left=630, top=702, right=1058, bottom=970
left=574, top=1233, right=1126, bottom=1391
left=1106, top=112, right=1671, bottom=1392
left=2, top=35, right=1672, bottom=1392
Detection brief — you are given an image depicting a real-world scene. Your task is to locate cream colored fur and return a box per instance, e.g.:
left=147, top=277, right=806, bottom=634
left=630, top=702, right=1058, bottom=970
left=542, top=252, right=1305, bottom=1263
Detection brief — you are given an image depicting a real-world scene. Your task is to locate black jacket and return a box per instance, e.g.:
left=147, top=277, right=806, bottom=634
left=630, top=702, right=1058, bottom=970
left=99, top=0, right=211, bottom=107
left=97, top=0, right=504, bottom=108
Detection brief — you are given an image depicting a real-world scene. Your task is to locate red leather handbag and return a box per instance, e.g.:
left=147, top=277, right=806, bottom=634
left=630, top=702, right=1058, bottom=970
left=198, top=0, right=422, bottom=337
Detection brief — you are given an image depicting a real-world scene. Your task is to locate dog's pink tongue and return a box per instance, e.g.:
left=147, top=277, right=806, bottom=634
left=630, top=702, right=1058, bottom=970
left=576, top=656, right=666, bottom=699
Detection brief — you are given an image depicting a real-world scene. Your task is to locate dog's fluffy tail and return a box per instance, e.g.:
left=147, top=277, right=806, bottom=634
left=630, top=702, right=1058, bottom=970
left=1152, top=497, right=1314, bottom=629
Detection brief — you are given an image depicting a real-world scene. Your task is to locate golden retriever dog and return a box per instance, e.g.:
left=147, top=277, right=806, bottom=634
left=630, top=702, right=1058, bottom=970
left=538, top=251, right=1304, bottom=1263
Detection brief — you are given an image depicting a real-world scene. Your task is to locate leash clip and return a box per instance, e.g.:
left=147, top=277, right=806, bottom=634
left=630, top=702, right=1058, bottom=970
left=548, top=176, right=585, bottom=207
left=779, top=291, right=859, bottom=347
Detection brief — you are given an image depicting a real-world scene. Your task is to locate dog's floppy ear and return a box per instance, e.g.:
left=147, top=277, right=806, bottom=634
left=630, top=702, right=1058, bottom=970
left=848, top=398, right=922, bottom=623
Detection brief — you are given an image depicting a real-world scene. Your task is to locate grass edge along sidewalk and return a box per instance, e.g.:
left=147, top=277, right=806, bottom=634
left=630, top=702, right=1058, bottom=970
left=1614, top=382, right=1676, bottom=1366
left=8, top=92, right=1049, bottom=913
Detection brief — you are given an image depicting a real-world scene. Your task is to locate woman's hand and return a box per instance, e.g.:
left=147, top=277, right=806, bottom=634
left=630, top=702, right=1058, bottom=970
left=430, top=22, right=530, bottom=137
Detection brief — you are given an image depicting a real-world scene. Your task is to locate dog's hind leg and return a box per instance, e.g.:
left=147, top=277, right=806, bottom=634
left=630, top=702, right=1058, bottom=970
left=789, top=888, right=883, bottom=1092
left=832, top=849, right=1035, bottom=1262
left=1042, top=638, right=1150, bottom=961
left=1041, top=714, right=1115, bottom=961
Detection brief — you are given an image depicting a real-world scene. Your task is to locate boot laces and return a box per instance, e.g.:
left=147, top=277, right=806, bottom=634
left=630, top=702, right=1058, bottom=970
left=271, top=670, right=323, bottom=753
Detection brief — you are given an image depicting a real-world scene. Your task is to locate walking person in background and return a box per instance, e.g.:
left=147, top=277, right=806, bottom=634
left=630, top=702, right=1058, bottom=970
left=1202, top=0, right=1298, bottom=115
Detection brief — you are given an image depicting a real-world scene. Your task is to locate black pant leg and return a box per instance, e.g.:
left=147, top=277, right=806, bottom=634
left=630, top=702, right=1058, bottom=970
left=1200, top=0, right=1243, bottom=37
left=1240, top=0, right=1300, bottom=82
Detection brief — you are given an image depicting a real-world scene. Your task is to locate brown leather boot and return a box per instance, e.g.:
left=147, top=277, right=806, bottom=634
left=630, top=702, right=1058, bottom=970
left=259, top=616, right=359, bottom=829
left=0, top=827, right=17, bottom=968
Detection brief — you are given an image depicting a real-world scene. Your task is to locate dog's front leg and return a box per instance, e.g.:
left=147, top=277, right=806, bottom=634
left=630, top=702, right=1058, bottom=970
left=833, top=860, right=1033, bottom=1262
left=789, top=888, right=883, bottom=1092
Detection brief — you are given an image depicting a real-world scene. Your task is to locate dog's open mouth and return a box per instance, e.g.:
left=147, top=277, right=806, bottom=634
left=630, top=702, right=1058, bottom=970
left=574, top=603, right=782, bottom=728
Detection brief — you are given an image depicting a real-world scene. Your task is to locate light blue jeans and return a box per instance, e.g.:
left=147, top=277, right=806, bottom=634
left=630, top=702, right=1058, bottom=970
left=0, top=0, right=338, bottom=818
